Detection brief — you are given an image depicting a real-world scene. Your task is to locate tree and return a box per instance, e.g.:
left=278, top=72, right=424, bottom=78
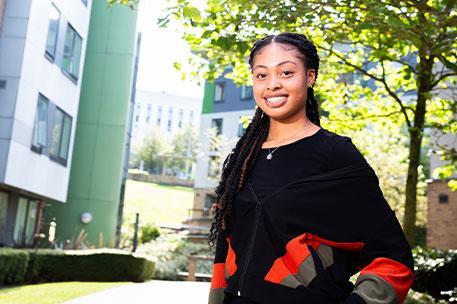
left=155, top=0, right=457, bottom=245
left=168, top=125, right=199, bottom=177
left=133, top=126, right=167, bottom=173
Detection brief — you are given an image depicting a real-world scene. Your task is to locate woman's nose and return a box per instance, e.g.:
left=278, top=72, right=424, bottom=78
left=267, top=75, right=281, bottom=90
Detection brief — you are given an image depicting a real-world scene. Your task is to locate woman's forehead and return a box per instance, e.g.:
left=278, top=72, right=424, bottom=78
left=253, top=43, right=303, bottom=67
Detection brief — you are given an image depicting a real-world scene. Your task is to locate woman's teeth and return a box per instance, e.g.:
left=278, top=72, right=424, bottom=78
left=266, top=96, right=287, bottom=103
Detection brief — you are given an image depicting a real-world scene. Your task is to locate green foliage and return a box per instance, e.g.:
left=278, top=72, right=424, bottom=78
left=0, top=248, right=155, bottom=286
left=140, top=225, right=160, bottom=244
left=0, top=249, right=29, bottom=285
left=168, top=126, right=199, bottom=177
left=132, top=126, right=167, bottom=173
left=137, top=233, right=214, bottom=280
left=413, top=246, right=457, bottom=301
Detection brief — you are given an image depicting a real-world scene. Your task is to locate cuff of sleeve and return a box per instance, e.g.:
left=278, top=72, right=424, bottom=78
left=343, top=293, right=366, bottom=304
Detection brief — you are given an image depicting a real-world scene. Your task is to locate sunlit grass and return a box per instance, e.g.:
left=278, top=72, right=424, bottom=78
left=123, top=179, right=194, bottom=227
left=0, top=281, right=128, bottom=304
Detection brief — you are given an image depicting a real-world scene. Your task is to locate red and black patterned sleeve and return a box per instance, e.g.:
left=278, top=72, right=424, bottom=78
left=208, top=228, right=229, bottom=304
left=344, top=210, right=415, bottom=304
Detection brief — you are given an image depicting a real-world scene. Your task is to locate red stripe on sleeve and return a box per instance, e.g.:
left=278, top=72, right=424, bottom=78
left=210, top=263, right=228, bottom=289
left=360, top=257, right=414, bottom=303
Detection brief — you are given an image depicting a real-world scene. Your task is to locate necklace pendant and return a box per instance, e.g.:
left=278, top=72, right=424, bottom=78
left=266, top=153, right=273, bottom=160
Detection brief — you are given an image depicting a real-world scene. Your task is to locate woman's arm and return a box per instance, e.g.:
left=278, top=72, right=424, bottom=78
left=208, top=228, right=229, bottom=304
left=344, top=211, right=415, bottom=304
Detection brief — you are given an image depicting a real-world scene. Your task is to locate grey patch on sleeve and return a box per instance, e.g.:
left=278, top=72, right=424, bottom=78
left=353, top=273, right=398, bottom=304
left=208, top=288, right=225, bottom=304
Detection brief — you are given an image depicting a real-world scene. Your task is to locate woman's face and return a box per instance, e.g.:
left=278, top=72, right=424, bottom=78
left=251, top=43, right=315, bottom=122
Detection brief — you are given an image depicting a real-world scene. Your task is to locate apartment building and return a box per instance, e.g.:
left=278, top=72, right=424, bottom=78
left=0, top=0, right=91, bottom=247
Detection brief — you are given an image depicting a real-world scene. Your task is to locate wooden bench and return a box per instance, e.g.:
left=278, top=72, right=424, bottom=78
left=177, top=255, right=214, bottom=282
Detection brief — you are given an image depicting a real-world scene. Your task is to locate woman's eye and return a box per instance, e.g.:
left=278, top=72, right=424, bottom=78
left=282, top=71, right=293, bottom=76
left=256, top=73, right=266, bottom=79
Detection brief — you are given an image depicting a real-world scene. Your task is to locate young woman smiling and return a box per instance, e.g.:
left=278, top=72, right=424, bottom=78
left=208, top=32, right=414, bottom=304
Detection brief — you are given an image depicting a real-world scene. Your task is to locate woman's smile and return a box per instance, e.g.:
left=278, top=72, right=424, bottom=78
left=264, top=95, right=289, bottom=108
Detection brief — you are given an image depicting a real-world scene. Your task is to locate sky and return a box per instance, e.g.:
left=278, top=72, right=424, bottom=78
left=135, top=0, right=204, bottom=99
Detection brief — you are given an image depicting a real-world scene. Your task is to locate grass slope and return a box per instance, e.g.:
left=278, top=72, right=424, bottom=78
left=123, top=179, right=194, bottom=227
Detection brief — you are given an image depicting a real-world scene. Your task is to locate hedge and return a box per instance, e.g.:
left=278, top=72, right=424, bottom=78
left=0, top=248, right=29, bottom=285
left=0, top=248, right=155, bottom=286
left=412, top=246, right=457, bottom=301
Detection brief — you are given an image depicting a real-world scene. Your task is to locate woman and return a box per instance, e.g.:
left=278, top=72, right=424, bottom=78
left=208, top=32, right=414, bottom=304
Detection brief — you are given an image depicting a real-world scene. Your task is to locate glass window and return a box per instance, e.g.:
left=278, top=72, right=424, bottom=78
left=241, top=85, right=253, bottom=100
left=157, top=106, right=162, bottom=126
left=146, top=104, right=152, bottom=123
left=62, top=24, right=83, bottom=81
left=25, top=200, right=37, bottom=246
left=13, top=198, right=28, bottom=246
left=178, top=109, right=183, bottom=128
left=167, top=120, right=172, bottom=132
left=214, top=83, right=224, bottom=102
left=45, top=4, right=60, bottom=60
left=50, top=107, right=72, bottom=164
left=0, top=192, right=8, bottom=245
left=211, top=118, right=223, bottom=135
left=32, top=94, right=49, bottom=150
left=208, top=155, right=221, bottom=179
left=189, top=110, right=194, bottom=126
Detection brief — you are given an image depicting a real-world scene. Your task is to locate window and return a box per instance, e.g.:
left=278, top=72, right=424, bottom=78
left=241, top=85, right=253, bottom=100
left=135, top=104, right=141, bottom=123
left=238, top=118, right=247, bottom=137
left=167, top=107, right=173, bottom=132
left=208, top=155, right=221, bottom=179
left=81, top=0, right=88, bottom=6
left=157, top=106, right=162, bottom=126
left=31, top=94, right=49, bottom=152
left=0, top=192, right=8, bottom=245
left=146, top=104, right=152, bottom=123
left=211, top=118, right=223, bottom=135
left=45, top=4, right=60, bottom=60
left=189, top=110, right=194, bottom=126
left=214, top=83, right=225, bottom=102
left=13, top=198, right=37, bottom=247
left=178, top=108, right=183, bottom=128
left=62, top=24, right=82, bottom=81
left=439, top=194, right=449, bottom=204
left=50, top=107, right=72, bottom=165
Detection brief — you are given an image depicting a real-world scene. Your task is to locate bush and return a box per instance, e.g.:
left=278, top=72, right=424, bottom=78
left=0, top=248, right=155, bottom=286
left=413, top=246, right=457, bottom=302
left=0, top=248, right=29, bottom=285
left=137, top=233, right=214, bottom=280
left=140, top=225, right=160, bottom=244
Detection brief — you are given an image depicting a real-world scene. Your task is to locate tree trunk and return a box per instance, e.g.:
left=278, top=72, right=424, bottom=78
left=403, top=46, right=433, bottom=245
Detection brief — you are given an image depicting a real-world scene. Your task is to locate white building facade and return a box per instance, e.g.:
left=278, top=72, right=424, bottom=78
left=0, top=0, right=91, bottom=247
left=131, top=90, right=202, bottom=147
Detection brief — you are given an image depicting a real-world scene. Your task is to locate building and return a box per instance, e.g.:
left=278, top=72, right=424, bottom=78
left=427, top=130, right=457, bottom=249
left=184, top=69, right=255, bottom=234
left=131, top=90, right=202, bottom=146
left=0, top=0, right=92, bottom=247
left=43, top=1, right=138, bottom=247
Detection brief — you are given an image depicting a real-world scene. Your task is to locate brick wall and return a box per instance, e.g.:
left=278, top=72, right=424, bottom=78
left=427, top=180, right=457, bottom=249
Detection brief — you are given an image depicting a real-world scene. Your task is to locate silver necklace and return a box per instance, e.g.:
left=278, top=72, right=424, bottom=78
left=265, top=126, right=310, bottom=160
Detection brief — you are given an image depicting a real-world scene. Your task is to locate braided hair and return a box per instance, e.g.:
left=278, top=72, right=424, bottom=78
left=208, top=32, right=321, bottom=246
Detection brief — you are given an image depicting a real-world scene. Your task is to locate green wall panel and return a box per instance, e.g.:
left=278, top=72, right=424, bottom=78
left=202, top=81, right=214, bottom=113
left=45, top=2, right=138, bottom=246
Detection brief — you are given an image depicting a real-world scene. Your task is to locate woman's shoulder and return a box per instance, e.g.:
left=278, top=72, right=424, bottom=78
left=320, top=128, right=367, bottom=170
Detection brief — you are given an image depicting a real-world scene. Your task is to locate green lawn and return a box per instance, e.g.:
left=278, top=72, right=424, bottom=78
left=123, top=179, right=194, bottom=227
left=0, top=281, right=128, bottom=304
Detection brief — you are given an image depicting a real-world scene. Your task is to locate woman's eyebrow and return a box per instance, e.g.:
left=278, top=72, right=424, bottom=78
left=253, top=60, right=297, bottom=71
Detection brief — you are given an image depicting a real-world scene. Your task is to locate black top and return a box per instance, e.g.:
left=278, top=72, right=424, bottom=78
left=224, top=128, right=369, bottom=304
left=249, top=127, right=367, bottom=201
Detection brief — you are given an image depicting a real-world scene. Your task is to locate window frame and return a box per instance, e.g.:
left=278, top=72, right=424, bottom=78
left=31, top=94, right=49, bottom=154
left=240, top=85, right=253, bottom=100
left=50, top=107, right=73, bottom=166
left=44, top=3, right=60, bottom=62
left=214, top=83, right=225, bottom=102
left=61, top=23, right=83, bottom=83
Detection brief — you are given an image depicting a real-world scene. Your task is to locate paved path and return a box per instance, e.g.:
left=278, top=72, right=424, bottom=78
left=64, top=280, right=210, bottom=304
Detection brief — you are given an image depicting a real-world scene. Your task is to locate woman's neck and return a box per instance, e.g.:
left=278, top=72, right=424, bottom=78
left=263, top=117, right=319, bottom=147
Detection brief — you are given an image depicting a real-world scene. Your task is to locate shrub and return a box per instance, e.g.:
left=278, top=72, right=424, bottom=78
left=0, top=248, right=155, bottom=286
left=0, top=248, right=29, bottom=285
left=413, top=246, right=457, bottom=302
left=137, top=233, right=214, bottom=280
left=140, top=225, right=160, bottom=244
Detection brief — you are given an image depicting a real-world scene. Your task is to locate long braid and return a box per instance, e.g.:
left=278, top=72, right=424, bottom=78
left=209, top=32, right=320, bottom=247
